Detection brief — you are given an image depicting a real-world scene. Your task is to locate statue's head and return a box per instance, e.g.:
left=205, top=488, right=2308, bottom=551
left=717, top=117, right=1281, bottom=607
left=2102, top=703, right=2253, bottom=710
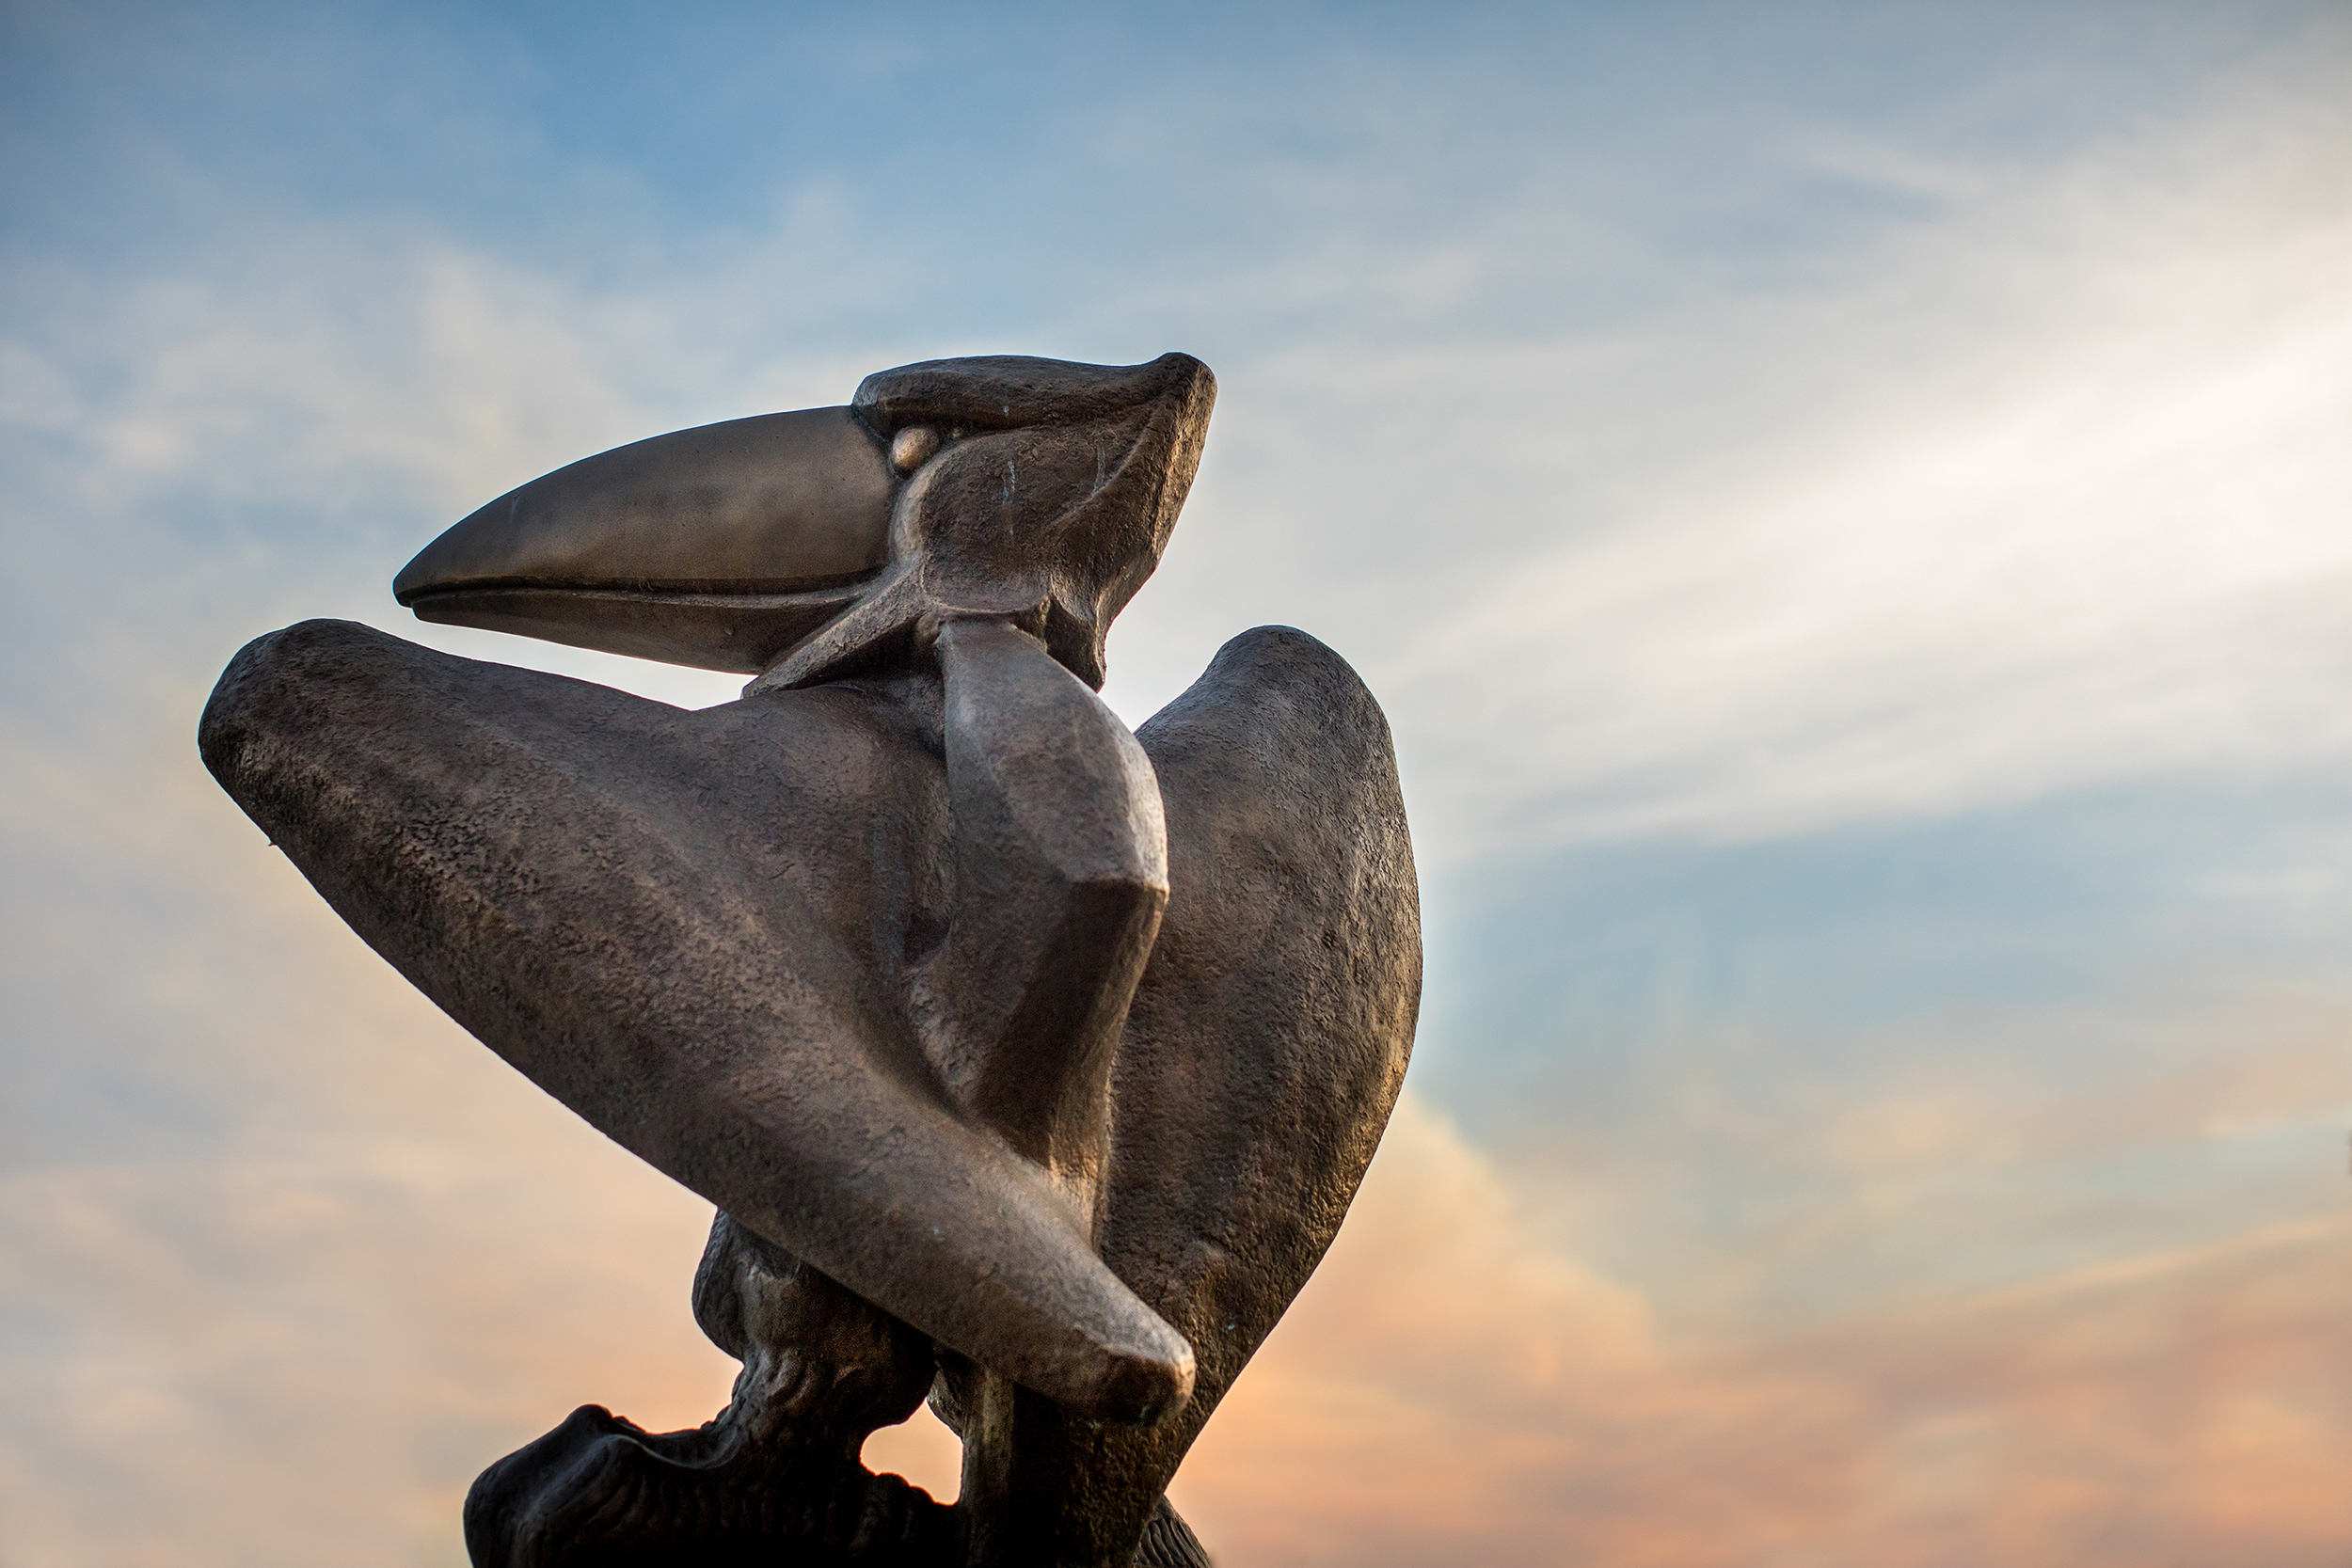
left=393, top=353, right=1216, bottom=690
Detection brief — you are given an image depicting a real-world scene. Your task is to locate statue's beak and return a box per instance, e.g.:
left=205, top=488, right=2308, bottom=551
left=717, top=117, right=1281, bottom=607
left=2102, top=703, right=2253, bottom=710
left=392, top=406, right=896, bottom=674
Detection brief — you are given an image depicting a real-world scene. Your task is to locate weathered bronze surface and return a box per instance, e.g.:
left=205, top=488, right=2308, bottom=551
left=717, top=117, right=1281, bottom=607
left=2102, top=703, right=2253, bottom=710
left=199, top=354, right=1421, bottom=1567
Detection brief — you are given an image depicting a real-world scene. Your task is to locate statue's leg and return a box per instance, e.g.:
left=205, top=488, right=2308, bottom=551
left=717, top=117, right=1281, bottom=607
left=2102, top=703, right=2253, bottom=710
left=928, top=1363, right=1213, bottom=1568
left=463, top=1212, right=956, bottom=1567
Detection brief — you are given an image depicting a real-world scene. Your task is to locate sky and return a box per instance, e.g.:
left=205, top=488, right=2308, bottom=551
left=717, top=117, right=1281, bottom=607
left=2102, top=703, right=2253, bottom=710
left=3, top=2, right=2350, bottom=1563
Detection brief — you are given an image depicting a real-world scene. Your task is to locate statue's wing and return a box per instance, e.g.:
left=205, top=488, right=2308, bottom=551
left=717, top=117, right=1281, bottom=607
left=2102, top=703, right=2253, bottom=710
left=198, top=618, right=1189, bottom=1421
left=961, top=626, right=1422, bottom=1563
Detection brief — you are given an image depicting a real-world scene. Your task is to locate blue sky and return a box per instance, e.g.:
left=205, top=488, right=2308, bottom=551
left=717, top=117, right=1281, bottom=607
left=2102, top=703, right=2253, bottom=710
left=5, top=4, right=2351, bottom=1564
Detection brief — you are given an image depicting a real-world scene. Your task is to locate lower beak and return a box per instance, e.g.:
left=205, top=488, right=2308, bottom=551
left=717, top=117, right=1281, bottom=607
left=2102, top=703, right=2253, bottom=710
left=393, top=406, right=895, bottom=674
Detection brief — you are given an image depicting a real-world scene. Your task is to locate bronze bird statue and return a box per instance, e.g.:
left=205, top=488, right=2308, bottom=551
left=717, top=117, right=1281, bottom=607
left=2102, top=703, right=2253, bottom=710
left=199, top=353, right=1422, bottom=1568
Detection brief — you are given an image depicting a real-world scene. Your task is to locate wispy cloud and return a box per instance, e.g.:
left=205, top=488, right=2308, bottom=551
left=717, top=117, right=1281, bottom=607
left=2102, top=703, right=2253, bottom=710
left=1119, top=57, right=2352, bottom=858
left=9, top=23, right=2347, bottom=861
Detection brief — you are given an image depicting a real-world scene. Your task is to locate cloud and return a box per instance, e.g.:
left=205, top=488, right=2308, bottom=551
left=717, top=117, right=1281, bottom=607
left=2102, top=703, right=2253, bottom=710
left=9, top=21, right=2350, bottom=867
left=24, top=90, right=2352, bottom=863
left=0, top=1143, right=737, bottom=1568
left=1169, top=1096, right=2352, bottom=1568
left=1107, top=50, right=2352, bottom=859
left=7, top=1042, right=2345, bottom=1566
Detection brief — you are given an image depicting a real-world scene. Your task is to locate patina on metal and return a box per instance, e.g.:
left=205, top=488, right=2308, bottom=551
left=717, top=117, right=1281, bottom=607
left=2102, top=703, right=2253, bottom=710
left=199, top=353, right=1422, bottom=1568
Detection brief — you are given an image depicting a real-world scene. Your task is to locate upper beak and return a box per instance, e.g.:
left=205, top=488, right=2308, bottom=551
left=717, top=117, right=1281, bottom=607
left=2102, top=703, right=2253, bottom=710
left=393, top=406, right=896, bottom=674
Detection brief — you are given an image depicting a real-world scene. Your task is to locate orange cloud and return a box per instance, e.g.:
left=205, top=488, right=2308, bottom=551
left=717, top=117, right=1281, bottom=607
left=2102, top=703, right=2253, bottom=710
left=1169, top=1098, right=2352, bottom=1567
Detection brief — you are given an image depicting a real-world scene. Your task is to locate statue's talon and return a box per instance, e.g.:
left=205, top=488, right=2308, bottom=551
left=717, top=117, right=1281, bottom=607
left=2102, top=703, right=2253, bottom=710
left=462, top=1402, right=958, bottom=1567
left=466, top=1214, right=958, bottom=1566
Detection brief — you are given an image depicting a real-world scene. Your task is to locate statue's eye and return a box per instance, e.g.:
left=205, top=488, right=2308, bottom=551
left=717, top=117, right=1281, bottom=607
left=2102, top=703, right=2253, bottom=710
left=890, top=425, right=944, bottom=475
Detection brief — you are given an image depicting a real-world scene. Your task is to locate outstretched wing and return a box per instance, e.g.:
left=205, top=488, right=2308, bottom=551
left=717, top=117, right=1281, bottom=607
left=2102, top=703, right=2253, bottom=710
left=198, top=618, right=1190, bottom=1422
left=962, top=626, right=1422, bottom=1564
